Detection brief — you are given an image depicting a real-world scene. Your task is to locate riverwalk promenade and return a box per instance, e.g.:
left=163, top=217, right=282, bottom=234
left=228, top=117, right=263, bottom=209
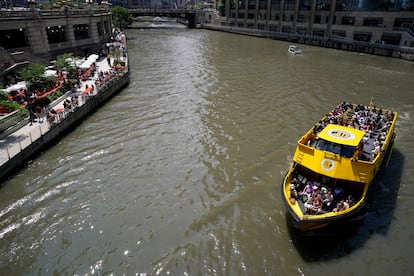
left=0, top=54, right=129, bottom=182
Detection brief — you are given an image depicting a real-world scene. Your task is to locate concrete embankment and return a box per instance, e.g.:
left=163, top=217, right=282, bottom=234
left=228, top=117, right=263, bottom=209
left=201, top=24, right=414, bottom=61
left=0, top=70, right=130, bottom=183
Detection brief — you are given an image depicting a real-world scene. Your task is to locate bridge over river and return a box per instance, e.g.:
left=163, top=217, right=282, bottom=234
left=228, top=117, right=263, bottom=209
left=129, top=9, right=197, bottom=28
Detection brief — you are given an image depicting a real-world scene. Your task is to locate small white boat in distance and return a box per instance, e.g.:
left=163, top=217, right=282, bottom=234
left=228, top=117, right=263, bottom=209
left=153, top=17, right=163, bottom=25
left=288, top=45, right=302, bottom=55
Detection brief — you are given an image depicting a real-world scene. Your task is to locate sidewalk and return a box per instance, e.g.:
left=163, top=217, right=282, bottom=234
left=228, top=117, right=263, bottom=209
left=0, top=56, right=114, bottom=166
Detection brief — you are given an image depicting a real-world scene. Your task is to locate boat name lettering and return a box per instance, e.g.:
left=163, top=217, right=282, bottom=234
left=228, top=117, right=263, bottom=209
left=327, top=129, right=355, bottom=140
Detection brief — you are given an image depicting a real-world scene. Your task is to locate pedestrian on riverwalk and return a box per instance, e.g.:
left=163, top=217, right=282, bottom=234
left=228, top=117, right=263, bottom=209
left=107, top=53, right=111, bottom=67
left=35, top=105, right=42, bottom=123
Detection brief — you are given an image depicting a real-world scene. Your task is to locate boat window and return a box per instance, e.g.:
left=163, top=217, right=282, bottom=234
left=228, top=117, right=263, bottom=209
left=315, top=139, right=355, bottom=158
left=315, top=139, right=327, bottom=151
left=341, top=145, right=355, bottom=158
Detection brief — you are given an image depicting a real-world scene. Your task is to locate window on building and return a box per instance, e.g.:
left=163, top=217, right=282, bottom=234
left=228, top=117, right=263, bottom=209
left=238, top=22, right=244, bottom=27
left=394, top=18, right=414, bottom=29
left=300, top=0, right=312, bottom=10
left=271, top=0, right=280, bottom=10
left=0, top=28, right=27, bottom=49
left=353, top=31, right=372, bottom=42
left=258, top=23, right=265, bottom=30
left=73, top=24, right=89, bottom=40
left=104, top=21, right=109, bottom=34
left=46, top=25, right=67, bottom=44
left=259, top=0, right=266, bottom=9
left=247, top=23, right=254, bottom=28
left=313, top=29, right=325, bottom=36
left=238, top=12, right=245, bottom=18
left=381, top=33, right=402, bottom=45
left=284, top=0, right=295, bottom=10
left=297, top=27, right=306, bottom=34
left=97, top=22, right=103, bottom=36
left=339, top=1, right=383, bottom=11
left=363, top=17, right=383, bottom=27
left=248, top=13, right=254, bottom=19
left=269, top=24, right=278, bottom=31
left=341, top=16, right=355, bottom=25
left=282, top=25, right=291, bottom=33
left=332, top=30, right=346, bottom=37
left=314, top=15, right=321, bottom=24
left=316, top=1, right=330, bottom=11
left=297, top=14, right=304, bottom=22
left=248, top=0, right=255, bottom=9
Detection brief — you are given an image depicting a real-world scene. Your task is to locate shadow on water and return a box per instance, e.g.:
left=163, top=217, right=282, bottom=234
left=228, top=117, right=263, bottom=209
left=287, top=148, right=404, bottom=262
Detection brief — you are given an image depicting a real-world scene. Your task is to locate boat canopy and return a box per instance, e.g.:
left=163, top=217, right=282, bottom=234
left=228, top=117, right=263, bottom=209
left=317, top=124, right=365, bottom=147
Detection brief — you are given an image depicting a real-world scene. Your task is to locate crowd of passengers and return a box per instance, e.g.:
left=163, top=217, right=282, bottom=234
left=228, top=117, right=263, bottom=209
left=311, top=102, right=395, bottom=159
left=289, top=175, right=355, bottom=215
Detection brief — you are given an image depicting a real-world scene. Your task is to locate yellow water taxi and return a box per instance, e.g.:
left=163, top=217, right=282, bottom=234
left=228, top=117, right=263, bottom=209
left=281, top=102, right=397, bottom=232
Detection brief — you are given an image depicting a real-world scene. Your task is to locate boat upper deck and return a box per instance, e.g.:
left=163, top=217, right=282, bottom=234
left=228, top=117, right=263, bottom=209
left=305, top=102, right=396, bottom=162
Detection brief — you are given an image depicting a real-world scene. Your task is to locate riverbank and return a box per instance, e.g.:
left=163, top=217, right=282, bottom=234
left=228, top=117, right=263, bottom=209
left=0, top=39, right=130, bottom=183
left=201, top=24, right=414, bottom=61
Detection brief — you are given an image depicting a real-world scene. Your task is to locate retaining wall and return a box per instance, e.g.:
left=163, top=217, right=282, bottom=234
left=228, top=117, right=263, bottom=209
left=0, top=71, right=130, bottom=183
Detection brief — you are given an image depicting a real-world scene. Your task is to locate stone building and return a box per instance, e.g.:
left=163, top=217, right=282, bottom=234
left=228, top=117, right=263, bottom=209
left=0, top=7, right=113, bottom=87
left=224, top=0, right=414, bottom=48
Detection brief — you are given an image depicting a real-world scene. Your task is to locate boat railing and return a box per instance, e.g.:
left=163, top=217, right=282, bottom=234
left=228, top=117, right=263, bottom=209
left=297, top=142, right=315, bottom=155
left=324, top=151, right=341, bottom=161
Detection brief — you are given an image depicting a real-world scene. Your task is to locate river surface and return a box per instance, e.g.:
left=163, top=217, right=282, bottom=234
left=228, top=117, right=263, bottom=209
left=1, top=22, right=414, bottom=275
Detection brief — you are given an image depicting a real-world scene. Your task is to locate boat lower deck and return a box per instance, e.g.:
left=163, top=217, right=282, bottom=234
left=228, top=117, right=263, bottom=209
left=288, top=164, right=364, bottom=216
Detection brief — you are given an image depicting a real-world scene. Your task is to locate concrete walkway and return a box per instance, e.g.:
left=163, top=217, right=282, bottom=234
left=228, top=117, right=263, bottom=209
left=0, top=56, right=114, bottom=166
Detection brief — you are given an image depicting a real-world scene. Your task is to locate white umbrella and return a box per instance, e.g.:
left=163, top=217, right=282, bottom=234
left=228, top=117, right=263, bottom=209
left=6, top=81, right=26, bottom=93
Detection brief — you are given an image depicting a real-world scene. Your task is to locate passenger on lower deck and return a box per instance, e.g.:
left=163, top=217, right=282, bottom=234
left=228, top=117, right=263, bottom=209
left=289, top=184, right=299, bottom=203
left=300, top=183, right=314, bottom=202
left=322, top=190, right=334, bottom=210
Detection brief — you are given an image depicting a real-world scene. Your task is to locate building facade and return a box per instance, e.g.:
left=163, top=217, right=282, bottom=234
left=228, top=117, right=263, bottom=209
left=0, top=8, right=113, bottom=58
left=224, top=0, right=414, bottom=47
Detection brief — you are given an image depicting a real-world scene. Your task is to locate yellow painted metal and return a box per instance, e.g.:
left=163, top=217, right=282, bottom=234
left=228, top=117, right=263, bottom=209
left=317, top=124, right=365, bottom=147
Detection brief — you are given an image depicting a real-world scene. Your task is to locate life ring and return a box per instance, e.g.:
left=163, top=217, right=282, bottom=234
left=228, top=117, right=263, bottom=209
left=321, top=158, right=334, bottom=171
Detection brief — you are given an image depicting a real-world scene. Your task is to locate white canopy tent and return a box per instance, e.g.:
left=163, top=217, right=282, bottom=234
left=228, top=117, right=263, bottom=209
left=5, top=81, right=27, bottom=93
left=79, top=54, right=99, bottom=70
left=44, top=69, right=57, bottom=77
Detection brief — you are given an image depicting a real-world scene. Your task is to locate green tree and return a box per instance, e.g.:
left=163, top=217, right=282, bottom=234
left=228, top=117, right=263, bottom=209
left=55, top=53, right=79, bottom=91
left=0, top=90, right=21, bottom=112
left=18, top=64, right=45, bottom=85
left=111, top=6, right=133, bottom=29
left=18, top=64, right=56, bottom=93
